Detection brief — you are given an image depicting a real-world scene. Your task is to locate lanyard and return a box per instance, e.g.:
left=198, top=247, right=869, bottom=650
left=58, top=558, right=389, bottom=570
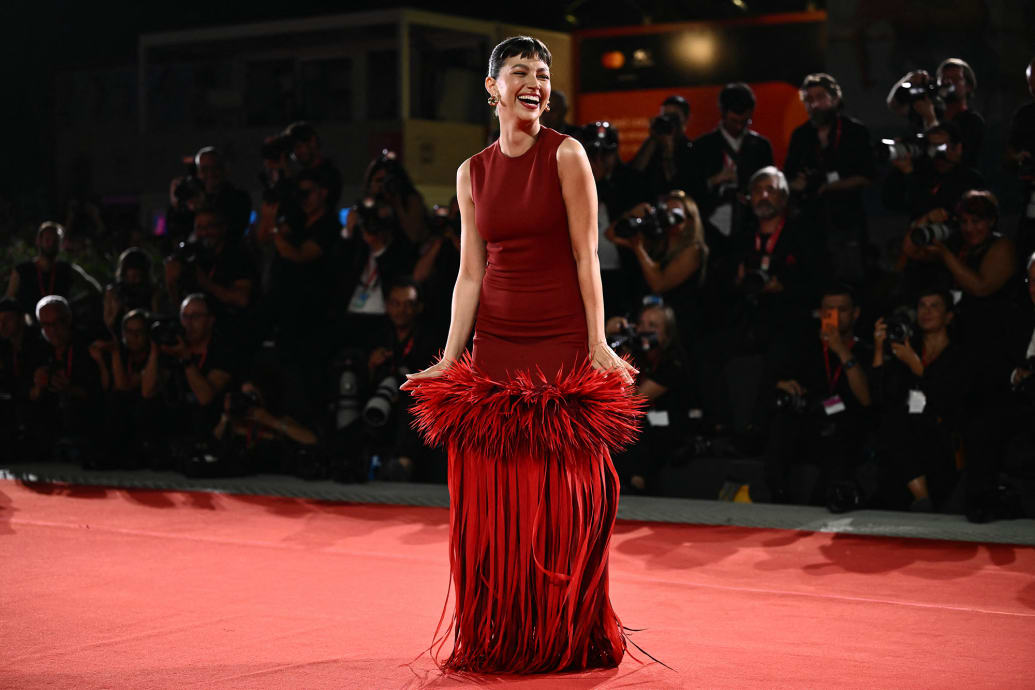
left=401, top=334, right=414, bottom=360
left=817, top=117, right=843, bottom=160
left=36, top=263, right=56, bottom=297
left=363, top=255, right=380, bottom=290
left=754, top=218, right=786, bottom=256
left=822, top=338, right=855, bottom=394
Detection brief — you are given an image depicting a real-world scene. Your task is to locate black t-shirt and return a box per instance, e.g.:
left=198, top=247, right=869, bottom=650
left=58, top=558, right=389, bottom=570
left=949, top=109, right=985, bottom=169
left=313, top=158, right=344, bottom=210
left=0, top=326, right=45, bottom=401
left=195, top=242, right=259, bottom=320
left=271, top=211, right=342, bottom=301
left=168, top=335, right=235, bottom=408
left=784, top=115, right=876, bottom=233
left=644, top=344, right=695, bottom=421
left=28, top=335, right=103, bottom=401
left=874, top=339, right=973, bottom=427
left=882, top=160, right=985, bottom=221
left=775, top=334, right=874, bottom=417
left=1008, top=101, right=1035, bottom=196
left=641, top=137, right=695, bottom=201
left=367, top=322, right=439, bottom=383
left=14, top=261, right=74, bottom=320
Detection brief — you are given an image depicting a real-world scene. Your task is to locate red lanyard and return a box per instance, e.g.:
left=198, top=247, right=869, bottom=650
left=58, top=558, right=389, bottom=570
left=754, top=218, right=786, bottom=256
left=36, top=264, right=56, bottom=297
left=822, top=338, right=855, bottom=394
left=401, top=334, right=414, bottom=359
left=363, top=255, right=380, bottom=290
left=818, top=117, right=843, bottom=158
left=921, top=346, right=939, bottom=368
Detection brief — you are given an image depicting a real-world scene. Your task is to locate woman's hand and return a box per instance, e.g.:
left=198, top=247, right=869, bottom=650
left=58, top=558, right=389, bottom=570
left=399, top=358, right=454, bottom=391
left=589, top=341, right=637, bottom=386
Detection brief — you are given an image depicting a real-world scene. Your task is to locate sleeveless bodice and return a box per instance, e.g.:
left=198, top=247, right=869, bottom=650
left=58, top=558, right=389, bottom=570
left=468, top=127, right=587, bottom=380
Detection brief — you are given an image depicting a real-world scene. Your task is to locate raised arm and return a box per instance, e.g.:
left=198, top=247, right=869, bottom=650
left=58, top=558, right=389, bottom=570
left=557, top=137, right=636, bottom=384
left=402, top=159, right=485, bottom=387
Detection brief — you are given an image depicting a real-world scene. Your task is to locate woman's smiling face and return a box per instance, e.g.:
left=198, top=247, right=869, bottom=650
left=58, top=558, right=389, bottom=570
left=487, top=55, right=551, bottom=124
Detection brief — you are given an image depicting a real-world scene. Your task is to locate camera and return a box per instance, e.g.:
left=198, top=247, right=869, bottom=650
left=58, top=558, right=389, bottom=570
left=332, top=353, right=362, bottom=430
left=260, top=133, right=293, bottom=163
left=910, top=222, right=955, bottom=247
left=429, top=204, right=459, bottom=235
left=1012, top=356, right=1035, bottom=399
left=173, top=175, right=204, bottom=207
left=352, top=196, right=396, bottom=236
left=614, top=204, right=684, bottom=240
left=173, top=240, right=205, bottom=264
left=226, top=390, right=260, bottom=419
left=740, top=268, right=771, bottom=296
left=650, top=112, right=682, bottom=137
left=580, top=121, right=618, bottom=152
left=883, top=308, right=915, bottom=354
left=875, top=135, right=925, bottom=164
left=608, top=325, right=659, bottom=358
left=890, top=78, right=956, bottom=108
left=363, top=373, right=405, bottom=427
left=150, top=318, right=186, bottom=346
left=774, top=388, right=813, bottom=414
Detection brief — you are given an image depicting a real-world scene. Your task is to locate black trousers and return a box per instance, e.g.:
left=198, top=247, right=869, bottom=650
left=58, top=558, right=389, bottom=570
left=765, top=409, right=868, bottom=504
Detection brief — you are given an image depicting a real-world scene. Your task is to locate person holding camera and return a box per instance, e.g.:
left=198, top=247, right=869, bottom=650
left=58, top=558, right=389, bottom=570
left=0, top=298, right=45, bottom=457
left=164, top=205, right=258, bottom=349
left=340, top=196, right=417, bottom=350
left=6, top=221, right=101, bottom=325
left=606, top=190, right=708, bottom=348
left=691, top=83, right=774, bottom=246
left=886, top=61, right=983, bottom=168
left=142, top=294, right=234, bottom=463
left=629, top=95, right=695, bottom=202
left=412, top=198, right=461, bottom=339
left=1006, top=57, right=1035, bottom=271
left=872, top=288, right=972, bottom=512
left=903, top=190, right=1020, bottom=399
left=103, top=248, right=160, bottom=340
left=762, top=284, right=873, bottom=506
left=605, top=303, right=693, bottom=493
left=166, top=147, right=252, bottom=244
left=284, top=121, right=343, bottom=210
left=785, top=73, right=876, bottom=283
left=27, top=295, right=103, bottom=464
left=206, top=366, right=320, bottom=478
left=348, top=151, right=428, bottom=246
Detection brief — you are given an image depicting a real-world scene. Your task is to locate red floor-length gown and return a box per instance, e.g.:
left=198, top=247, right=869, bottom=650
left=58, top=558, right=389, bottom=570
left=409, top=127, right=644, bottom=674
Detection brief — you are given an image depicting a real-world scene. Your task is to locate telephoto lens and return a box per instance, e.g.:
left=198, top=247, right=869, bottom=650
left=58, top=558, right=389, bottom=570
left=910, top=222, right=954, bottom=247
left=363, top=375, right=401, bottom=427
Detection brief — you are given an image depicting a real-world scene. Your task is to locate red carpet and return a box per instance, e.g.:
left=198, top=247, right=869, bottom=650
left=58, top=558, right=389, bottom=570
left=2, top=479, right=1033, bottom=688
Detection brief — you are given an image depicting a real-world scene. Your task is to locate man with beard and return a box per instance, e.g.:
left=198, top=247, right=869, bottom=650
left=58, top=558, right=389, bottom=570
left=6, top=222, right=101, bottom=324
left=785, top=73, right=876, bottom=283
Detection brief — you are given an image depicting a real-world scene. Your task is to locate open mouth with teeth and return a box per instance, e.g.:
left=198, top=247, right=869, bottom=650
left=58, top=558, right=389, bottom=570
left=517, top=94, right=541, bottom=110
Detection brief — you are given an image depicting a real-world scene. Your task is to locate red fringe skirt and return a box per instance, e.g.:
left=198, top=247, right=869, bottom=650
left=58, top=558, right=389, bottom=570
left=408, top=353, right=645, bottom=674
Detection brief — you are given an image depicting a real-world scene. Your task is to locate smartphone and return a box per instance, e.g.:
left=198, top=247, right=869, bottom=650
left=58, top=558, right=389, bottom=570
left=821, top=308, right=839, bottom=332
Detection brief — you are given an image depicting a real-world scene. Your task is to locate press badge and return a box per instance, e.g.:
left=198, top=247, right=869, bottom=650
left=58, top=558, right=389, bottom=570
left=908, top=389, right=927, bottom=414
left=822, top=395, right=846, bottom=415
left=826, top=171, right=840, bottom=184
left=646, top=410, right=670, bottom=427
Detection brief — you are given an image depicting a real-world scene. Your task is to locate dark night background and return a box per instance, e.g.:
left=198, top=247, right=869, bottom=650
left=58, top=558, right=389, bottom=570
left=0, top=0, right=814, bottom=213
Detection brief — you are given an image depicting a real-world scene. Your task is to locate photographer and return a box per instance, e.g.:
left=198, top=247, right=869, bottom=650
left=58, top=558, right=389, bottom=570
left=284, top=121, right=343, bottom=210
left=6, top=221, right=102, bottom=324
left=364, top=279, right=441, bottom=482
left=762, top=285, right=873, bottom=506
left=785, top=73, right=876, bottom=282
left=0, top=298, right=44, bottom=457
left=962, top=253, right=1035, bottom=522
left=166, top=147, right=252, bottom=243
left=142, top=294, right=234, bottom=459
left=340, top=196, right=416, bottom=349
left=872, top=288, right=972, bottom=511
left=27, top=296, right=103, bottom=463
left=349, top=150, right=428, bottom=246
left=607, top=304, right=694, bottom=494
left=103, top=248, right=159, bottom=339
left=691, top=83, right=774, bottom=245
left=541, top=89, right=580, bottom=137
left=412, top=198, right=461, bottom=340
left=206, top=366, right=320, bottom=478
left=607, top=190, right=708, bottom=348
left=629, top=95, right=695, bottom=201
left=1006, top=57, right=1035, bottom=269
left=886, top=61, right=983, bottom=168
left=580, top=121, right=648, bottom=319
left=164, top=205, right=257, bottom=348
left=904, top=190, right=1020, bottom=401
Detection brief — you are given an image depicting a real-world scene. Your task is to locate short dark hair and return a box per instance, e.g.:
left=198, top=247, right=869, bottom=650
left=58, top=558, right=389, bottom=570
left=937, top=58, right=977, bottom=91
left=388, top=277, right=422, bottom=303
left=662, top=95, right=690, bottom=119
left=284, top=121, right=318, bottom=143
left=115, top=247, right=152, bottom=284
left=820, top=282, right=856, bottom=307
left=719, top=82, right=756, bottom=114
left=956, top=189, right=999, bottom=224
left=800, top=73, right=843, bottom=104
left=488, top=36, right=551, bottom=79
left=917, top=287, right=954, bottom=311
left=925, top=120, right=963, bottom=144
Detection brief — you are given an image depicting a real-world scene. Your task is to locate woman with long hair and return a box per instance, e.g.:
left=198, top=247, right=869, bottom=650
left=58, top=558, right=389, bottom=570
left=401, top=36, right=644, bottom=674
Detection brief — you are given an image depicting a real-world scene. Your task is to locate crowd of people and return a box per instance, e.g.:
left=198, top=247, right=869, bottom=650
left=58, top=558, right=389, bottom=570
left=3, top=56, right=1035, bottom=522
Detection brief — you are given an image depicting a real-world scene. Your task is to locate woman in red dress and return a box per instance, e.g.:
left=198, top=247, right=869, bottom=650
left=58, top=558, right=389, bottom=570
left=400, top=36, right=643, bottom=675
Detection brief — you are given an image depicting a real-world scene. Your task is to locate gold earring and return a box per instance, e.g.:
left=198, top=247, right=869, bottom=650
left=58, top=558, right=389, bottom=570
left=545, top=103, right=551, bottom=111
left=487, top=94, right=499, bottom=106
